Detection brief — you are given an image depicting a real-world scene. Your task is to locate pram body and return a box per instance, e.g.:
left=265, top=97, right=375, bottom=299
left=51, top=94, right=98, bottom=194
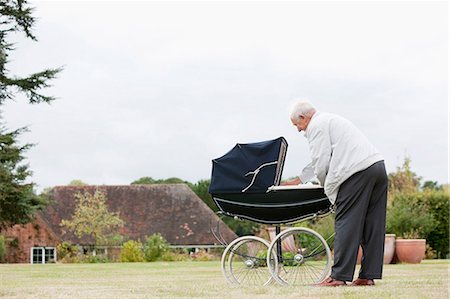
left=213, top=186, right=330, bottom=225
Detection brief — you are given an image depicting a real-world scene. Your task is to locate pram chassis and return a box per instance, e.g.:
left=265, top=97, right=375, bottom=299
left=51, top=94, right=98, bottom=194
left=213, top=186, right=333, bottom=286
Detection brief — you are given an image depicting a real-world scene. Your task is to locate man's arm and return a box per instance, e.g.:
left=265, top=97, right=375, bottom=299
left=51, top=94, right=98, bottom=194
left=281, top=177, right=301, bottom=186
left=299, top=162, right=316, bottom=183
left=281, top=162, right=316, bottom=186
left=308, top=126, right=332, bottom=186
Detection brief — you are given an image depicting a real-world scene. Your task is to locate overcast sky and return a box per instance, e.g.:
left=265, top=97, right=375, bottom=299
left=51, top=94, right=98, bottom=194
left=2, top=1, right=448, bottom=192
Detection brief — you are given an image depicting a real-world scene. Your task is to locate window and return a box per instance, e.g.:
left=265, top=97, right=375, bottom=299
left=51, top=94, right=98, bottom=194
left=31, top=247, right=43, bottom=264
left=31, top=247, right=56, bottom=264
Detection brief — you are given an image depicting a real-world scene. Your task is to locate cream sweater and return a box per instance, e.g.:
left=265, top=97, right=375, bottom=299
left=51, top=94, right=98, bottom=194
left=303, top=112, right=383, bottom=204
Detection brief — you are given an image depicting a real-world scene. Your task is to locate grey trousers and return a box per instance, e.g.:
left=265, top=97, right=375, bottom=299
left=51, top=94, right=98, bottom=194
left=331, top=161, right=388, bottom=282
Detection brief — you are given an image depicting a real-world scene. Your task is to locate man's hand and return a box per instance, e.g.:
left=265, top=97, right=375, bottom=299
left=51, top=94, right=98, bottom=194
left=281, top=177, right=302, bottom=186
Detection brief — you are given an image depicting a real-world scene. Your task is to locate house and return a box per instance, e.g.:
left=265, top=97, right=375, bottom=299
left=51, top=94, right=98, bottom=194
left=2, top=215, right=60, bottom=264
left=2, top=184, right=237, bottom=263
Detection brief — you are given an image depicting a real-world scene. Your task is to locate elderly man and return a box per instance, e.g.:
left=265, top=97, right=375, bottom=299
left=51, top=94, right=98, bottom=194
left=288, top=101, right=388, bottom=287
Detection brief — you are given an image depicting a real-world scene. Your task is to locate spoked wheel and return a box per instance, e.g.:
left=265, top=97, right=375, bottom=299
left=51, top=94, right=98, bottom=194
left=267, top=227, right=331, bottom=286
left=221, top=236, right=273, bottom=286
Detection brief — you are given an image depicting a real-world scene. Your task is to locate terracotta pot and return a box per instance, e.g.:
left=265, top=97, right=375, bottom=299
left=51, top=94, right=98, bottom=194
left=266, top=227, right=297, bottom=252
left=395, top=239, right=426, bottom=264
left=357, top=246, right=363, bottom=264
left=384, top=234, right=396, bottom=264
left=356, top=234, right=396, bottom=264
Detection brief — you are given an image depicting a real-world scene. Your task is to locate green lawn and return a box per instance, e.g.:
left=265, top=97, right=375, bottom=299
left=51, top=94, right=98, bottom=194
left=0, top=260, right=448, bottom=298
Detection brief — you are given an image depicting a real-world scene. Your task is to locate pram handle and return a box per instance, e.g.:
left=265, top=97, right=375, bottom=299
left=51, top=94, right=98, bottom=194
left=266, top=183, right=324, bottom=192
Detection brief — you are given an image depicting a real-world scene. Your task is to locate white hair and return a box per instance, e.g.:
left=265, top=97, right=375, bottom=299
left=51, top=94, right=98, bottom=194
left=289, top=101, right=316, bottom=120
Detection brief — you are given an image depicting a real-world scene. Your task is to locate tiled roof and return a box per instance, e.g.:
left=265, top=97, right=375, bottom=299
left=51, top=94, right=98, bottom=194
left=42, top=184, right=237, bottom=245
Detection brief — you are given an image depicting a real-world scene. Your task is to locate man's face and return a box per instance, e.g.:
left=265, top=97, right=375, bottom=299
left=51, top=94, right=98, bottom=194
left=291, top=115, right=309, bottom=132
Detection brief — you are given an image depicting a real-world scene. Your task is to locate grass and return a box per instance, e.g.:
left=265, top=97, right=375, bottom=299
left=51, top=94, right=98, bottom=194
left=0, top=260, right=448, bottom=298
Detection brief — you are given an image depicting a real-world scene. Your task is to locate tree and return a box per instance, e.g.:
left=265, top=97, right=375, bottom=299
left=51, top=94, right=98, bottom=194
left=387, top=157, right=421, bottom=200
left=60, top=189, right=124, bottom=246
left=131, top=176, right=156, bottom=185
left=0, top=126, right=46, bottom=230
left=0, top=0, right=62, bottom=105
left=131, top=176, right=188, bottom=185
left=0, top=0, right=61, bottom=229
left=68, top=179, right=88, bottom=186
left=422, top=180, right=443, bottom=191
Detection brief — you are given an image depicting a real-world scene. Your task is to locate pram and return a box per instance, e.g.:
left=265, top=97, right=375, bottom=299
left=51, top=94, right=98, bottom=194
left=209, top=137, right=333, bottom=286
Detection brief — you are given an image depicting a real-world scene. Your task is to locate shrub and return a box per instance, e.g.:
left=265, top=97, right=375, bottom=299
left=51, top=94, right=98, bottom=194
left=160, top=251, right=189, bottom=262
left=120, top=240, right=144, bottom=262
left=255, top=250, right=268, bottom=267
left=143, top=234, right=170, bottom=262
left=421, top=189, right=449, bottom=258
left=386, top=188, right=449, bottom=258
left=281, top=252, right=296, bottom=267
left=299, top=215, right=335, bottom=250
left=386, top=192, right=436, bottom=239
left=425, top=244, right=437, bottom=259
left=103, top=234, right=124, bottom=246
left=0, top=235, right=5, bottom=262
left=255, top=250, right=299, bottom=267
left=56, top=242, right=80, bottom=263
left=190, top=250, right=216, bottom=261
left=77, top=254, right=110, bottom=263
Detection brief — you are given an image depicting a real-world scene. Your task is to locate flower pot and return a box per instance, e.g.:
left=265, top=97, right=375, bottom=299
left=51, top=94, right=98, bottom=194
left=357, top=246, right=362, bottom=264
left=395, top=239, right=426, bottom=264
left=384, top=234, right=396, bottom=264
left=356, top=234, right=396, bottom=264
left=266, top=227, right=296, bottom=252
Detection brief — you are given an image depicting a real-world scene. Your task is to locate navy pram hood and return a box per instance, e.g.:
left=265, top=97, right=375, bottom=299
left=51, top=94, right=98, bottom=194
left=209, top=137, right=288, bottom=194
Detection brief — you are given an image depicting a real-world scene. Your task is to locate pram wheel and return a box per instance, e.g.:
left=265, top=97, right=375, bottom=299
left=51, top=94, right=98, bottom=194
left=221, top=236, right=273, bottom=286
left=267, top=227, right=331, bottom=286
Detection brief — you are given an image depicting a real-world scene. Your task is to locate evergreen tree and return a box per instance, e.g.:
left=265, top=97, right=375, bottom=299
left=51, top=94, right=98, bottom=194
left=0, top=0, right=61, bottom=104
left=0, top=126, right=46, bottom=229
left=0, top=0, right=61, bottom=229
